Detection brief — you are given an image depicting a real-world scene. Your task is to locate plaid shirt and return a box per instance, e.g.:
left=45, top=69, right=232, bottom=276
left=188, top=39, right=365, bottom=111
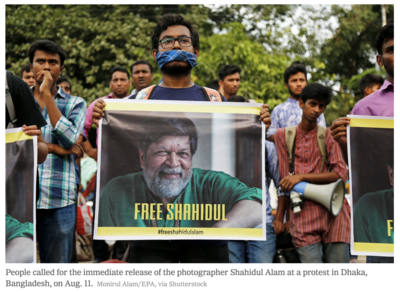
left=33, top=86, right=86, bottom=209
left=275, top=125, right=350, bottom=248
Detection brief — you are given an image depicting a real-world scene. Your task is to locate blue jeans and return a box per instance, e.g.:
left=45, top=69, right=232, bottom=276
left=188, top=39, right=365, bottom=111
left=228, top=223, right=276, bottom=263
left=296, top=242, right=350, bottom=263
left=37, top=204, right=76, bottom=263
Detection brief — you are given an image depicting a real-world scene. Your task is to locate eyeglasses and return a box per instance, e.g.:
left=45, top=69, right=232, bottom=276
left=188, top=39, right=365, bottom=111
left=159, top=37, right=192, bottom=49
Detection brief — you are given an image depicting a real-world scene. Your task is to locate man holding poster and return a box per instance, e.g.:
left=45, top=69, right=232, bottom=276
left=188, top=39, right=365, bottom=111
left=99, top=116, right=262, bottom=229
left=330, top=22, right=394, bottom=262
left=92, top=13, right=271, bottom=263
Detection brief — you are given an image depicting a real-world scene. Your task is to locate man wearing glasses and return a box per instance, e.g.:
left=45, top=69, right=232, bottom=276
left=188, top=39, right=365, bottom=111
left=92, top=14, right=271, bottom=263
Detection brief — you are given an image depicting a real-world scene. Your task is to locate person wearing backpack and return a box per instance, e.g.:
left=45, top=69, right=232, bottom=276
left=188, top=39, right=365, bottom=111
left=274, top=83, right=350, bottom=263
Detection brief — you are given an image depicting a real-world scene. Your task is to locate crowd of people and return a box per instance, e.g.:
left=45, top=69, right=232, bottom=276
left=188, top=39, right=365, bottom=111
left=5, top=13, right=393, bottom=264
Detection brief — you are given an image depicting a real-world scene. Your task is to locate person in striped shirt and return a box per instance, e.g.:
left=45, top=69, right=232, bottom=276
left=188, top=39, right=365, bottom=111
left=274, top=83, right=350, bottom=263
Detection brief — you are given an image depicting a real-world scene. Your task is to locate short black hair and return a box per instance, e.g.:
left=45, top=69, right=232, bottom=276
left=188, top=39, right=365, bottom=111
left=283, top=62, right=307, bottom=84
left=375, top=22, right=394, bottom=55
left=110, top=66, right=130, bottom=80
left=300, top=83, right=332, bottom=106
left=219, top=65, right=241, bottom=81
left=56, top=76, right=72, bottom=91
left=20, top=64, right=31, bottom=78
left=28, top=40, right=66, bottom=66
left=227, top=95, right=248, bottom=103
left=206, top=79, right=220, bottom=91
left=139, top=116, right=198, bottom=156
left=359, top=73, right=384, bottom=97
left=130, top=60, right=153, bottom=74
left=151, top=14, right=200, bottom=52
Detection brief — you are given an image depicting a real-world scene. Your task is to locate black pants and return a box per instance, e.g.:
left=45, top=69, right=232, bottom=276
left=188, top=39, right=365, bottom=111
left=128, top=240, right=229, bottom=263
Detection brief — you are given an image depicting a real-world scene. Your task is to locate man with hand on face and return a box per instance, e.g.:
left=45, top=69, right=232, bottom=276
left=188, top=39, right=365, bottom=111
left=267, top=62, right=326, bottom=143
left=29, top=40, right=86, bottom=263
left=218, top=65, right=241, bottom=100
left=129, top=61, right=154, bottom=98
left=92, top=14, right=271, bottom=263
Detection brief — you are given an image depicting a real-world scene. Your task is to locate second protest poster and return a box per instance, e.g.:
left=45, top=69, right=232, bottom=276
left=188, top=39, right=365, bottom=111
left=94, top=100, right=266, bottom=240
left=348, top=115, right=394, bottom=257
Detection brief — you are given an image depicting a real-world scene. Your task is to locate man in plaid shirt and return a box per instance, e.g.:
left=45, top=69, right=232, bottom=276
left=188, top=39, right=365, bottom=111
left=274, top=83, right=350, bottom=263
left=30, top=40, right=86, bottom=263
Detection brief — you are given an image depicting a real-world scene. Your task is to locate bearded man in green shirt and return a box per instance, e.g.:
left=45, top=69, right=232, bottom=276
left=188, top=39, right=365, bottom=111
left=6, top=214, right=34, bottom=263
left=99, top=116, right=262, bottom=228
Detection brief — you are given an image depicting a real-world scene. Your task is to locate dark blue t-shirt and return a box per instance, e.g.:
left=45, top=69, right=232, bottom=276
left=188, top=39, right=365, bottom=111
left=129, top=84, right=226, bottom=102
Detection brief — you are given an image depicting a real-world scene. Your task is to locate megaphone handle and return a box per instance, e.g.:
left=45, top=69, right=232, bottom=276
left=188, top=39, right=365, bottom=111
left=293, top=206, right=301, bottom=213
left=290, top=200, right=303, bottom=213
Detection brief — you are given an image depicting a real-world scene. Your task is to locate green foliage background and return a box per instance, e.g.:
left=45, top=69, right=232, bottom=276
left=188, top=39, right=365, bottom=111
left=6, top=4, right=393, bottom=125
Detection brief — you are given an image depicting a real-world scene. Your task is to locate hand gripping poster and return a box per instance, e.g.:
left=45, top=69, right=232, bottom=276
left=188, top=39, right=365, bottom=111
left=348, top=116, right=393, bottom=257
left=94, top=100, right=266, bottom=240
left=5, top=128, right=37, bottom=263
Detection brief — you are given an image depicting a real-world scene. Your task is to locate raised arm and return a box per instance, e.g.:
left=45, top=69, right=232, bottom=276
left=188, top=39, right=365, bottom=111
left=92, top=99, right=106, bottom=128
left=259, top=104, right=271, bottom=131
left=330, top=117, right=350, bottom=164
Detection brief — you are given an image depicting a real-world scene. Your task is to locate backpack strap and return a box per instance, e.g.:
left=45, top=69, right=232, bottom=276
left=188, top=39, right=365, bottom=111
left=6, top=71, right=17, bottom=129
left=317, top=125, right=331, bottom=172
left=201, top=87, right=223, bottom=102
left=135, top=85, right=157, bottom=100
left=285, top=126, right=297, bottom=175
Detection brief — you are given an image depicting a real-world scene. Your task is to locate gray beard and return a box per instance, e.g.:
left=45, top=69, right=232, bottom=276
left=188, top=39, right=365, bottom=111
left=143, top=165, right=192, bottom=200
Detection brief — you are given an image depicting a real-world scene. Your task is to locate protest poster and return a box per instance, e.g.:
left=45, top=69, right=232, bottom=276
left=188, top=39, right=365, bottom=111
left=348, top=116, right=393, bottom=257
left=5, top=128, right=37, bottom=263
left=94, top=100, right=266, bottom=240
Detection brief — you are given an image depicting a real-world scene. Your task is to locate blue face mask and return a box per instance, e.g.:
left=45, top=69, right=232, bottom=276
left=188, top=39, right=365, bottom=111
left=156, top=50, right=199, bottom=70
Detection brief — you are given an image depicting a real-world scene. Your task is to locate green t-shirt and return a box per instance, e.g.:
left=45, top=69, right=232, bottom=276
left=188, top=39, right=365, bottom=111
left=6, top=214, right=34, bottom=243
left=99, top=168, right=262, bottom=228
left=354, top=188, right=394, bottom=244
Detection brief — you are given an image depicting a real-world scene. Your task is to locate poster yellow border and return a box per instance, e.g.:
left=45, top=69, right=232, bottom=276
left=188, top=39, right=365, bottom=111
left=354, top=242, right=393, bottom=253
left=5, top=131, right=33, bottom=143
left=349, top=118, right=393, bottom=129
left=97, top=227, right=263, bottom=238
left=105, top=102, right=261, bottom=115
